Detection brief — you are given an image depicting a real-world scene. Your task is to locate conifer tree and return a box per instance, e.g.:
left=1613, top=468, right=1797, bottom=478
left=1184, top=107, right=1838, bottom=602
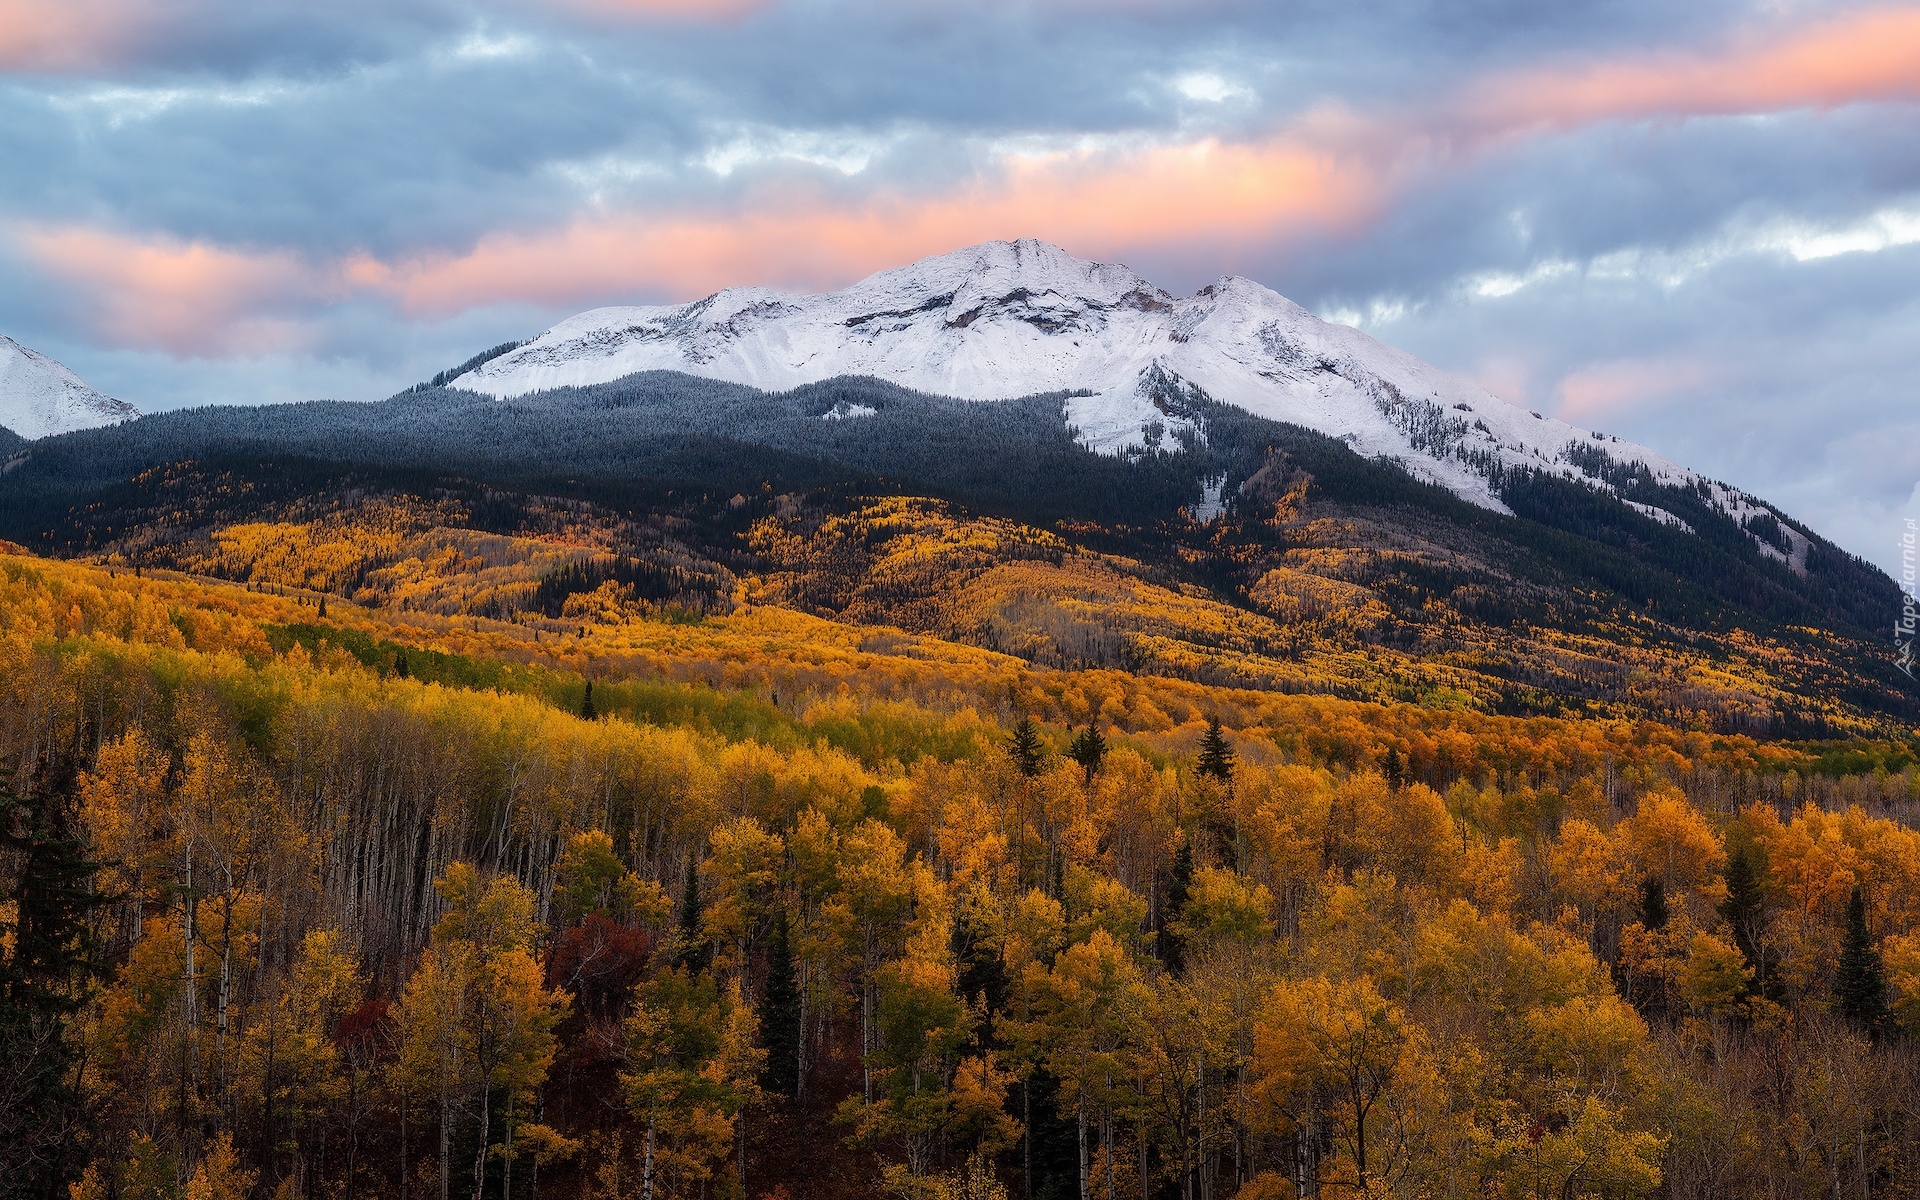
left=1719, top=843, right=1766, bottom=984
left=0, top=786, right=107, bottom=1194
left=1639, top=877, right=1669, bottom=931
left=1156, top=842, right=1194, bottom=974
left=1009, top=716, right=1045, bottom=778
left=674, top=861, right=711, bottom=974
left=1196, top=717, right=1234, bottom=783
left=580, top=680, right=596, bottom=721
left=761, top=906, right=801, bottom=1098
left=1066, top=725, right=1107, bottom=785
left=1382, top=746, right=1403, bottom=789
left=1835, top=885, right=1888, bottom=1034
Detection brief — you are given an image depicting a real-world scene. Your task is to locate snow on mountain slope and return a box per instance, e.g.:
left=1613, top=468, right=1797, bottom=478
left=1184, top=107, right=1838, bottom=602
left=456, top=239, right=1776, bottom=544
left=0, top=336, right=138, bottom=440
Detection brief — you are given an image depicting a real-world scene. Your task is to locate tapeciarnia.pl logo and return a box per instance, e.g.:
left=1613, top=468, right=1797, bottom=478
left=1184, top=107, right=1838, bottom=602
left=1899, top=518, right=1917, bottom=679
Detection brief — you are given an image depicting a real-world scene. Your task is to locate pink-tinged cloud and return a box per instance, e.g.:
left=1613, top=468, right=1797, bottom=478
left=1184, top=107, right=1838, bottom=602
left=20, top=6, right=1920, bottom=352
left=11, top=136, right=1384, bottom=350
left=0, top=0, right=158, bottom=70
left=357, top=137, right=1384, bottom=313
left=17, top=225, right=326, bottom=355
left=1459, top=6, right=1920, bottom=134
left=1552, top=357, right=1726, bottom=421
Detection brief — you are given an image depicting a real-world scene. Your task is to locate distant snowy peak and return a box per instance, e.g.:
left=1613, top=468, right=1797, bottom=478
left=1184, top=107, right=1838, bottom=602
left=0, top=336, right=138, bottom=440
left=456, top=238, right=1786, bottom=553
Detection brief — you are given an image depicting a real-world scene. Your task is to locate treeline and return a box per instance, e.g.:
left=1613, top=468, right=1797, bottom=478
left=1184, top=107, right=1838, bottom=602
left=8, top=558, right=1920, bottom=1199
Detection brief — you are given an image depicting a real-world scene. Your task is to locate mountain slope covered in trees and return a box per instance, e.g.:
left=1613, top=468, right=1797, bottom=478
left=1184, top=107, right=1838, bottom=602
left=0, top=370, right=1908, bottom=733
left=3, top=549, right=1920, bottom=1200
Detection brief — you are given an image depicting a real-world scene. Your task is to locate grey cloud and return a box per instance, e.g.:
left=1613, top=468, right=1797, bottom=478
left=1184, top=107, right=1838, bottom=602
left=4, top=0, right=1918, bottom=579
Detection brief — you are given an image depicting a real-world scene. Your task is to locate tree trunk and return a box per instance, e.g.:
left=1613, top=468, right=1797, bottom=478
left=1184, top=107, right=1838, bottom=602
left=1079, top=1095, right=1088, bottom=1200
left=642, top=1115, right=658, bottom=1200
left=399, top=1090, right=408, bottom=1200
left=1104, top=1101, right=1115, bottom=1200
left=862, top=976, right=874, bottom=1104
left=502, top=1099, right=514, bottom=1200
left=473, top=1084, right=492, bottom=1200
left=1025, top=1078, right=1033, bottom=1200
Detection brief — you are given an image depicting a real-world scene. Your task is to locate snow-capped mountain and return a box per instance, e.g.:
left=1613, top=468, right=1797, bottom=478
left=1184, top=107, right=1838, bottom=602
left=0, top=336, right=138, bottom=440
left=456, top=239, right=1783, bottom=544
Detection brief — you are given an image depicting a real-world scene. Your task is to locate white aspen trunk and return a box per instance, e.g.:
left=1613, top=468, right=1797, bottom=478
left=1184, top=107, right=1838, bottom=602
left=1079, top=1094, right=1088, bottom=1200
left=1025, top=1078, right=1033, bottom=1200
left=473, top=1079, right=491, bottom=1200
left=183, top=852, right=196, bottom=1029
left=862, top=975, right=874, bottom=1103
left=217, top=934, right=231, bottom=1058
left=1105, top=1100, right=1115, bottom=1200
left=1139, top=1124, right=1149, bottom=1200
left=502, top=1099, right=513, bottom=1200
left=641, top=1115, right=657, bottom=1200
left=440, top=1095, right=451, bottom=1200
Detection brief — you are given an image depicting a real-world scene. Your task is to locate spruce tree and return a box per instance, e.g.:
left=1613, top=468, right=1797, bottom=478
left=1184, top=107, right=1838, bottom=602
left=580, top=680, right=596, bottom=721
left=1719, top=843, right=1767, bottom=980
left=1066, top=724, right=1107, bottom=785
left=760, top=906, right=801, bottom=1097
left=1382, top=746, right=1404, bottom=789
left=1639, top=877, right=1669, bottom=931
left=674, top=860, right=710, bottom=974
left=1835, top=885, right=1889, bottom=1034
left=1157, top=841, right=1194, bottom=974
left=1009, top=716, right=1045, bottom=778
left=1196, top=716, right=1234, bottom=783
left=0, top=787, right=107, bottom=1193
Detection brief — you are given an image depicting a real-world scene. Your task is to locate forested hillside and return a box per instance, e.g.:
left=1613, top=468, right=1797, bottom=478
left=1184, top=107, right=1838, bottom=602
left=0, top=372, right=1910, bottom=734
left=5, top=550, right=1920, bottom=1200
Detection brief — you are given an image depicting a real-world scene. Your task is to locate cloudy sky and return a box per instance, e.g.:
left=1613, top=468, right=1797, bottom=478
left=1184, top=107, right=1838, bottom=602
left=4, top=0, right=1919, bottom=578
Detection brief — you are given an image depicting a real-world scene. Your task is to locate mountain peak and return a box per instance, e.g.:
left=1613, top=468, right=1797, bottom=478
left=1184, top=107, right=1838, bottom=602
left=0, top=336, right=139, bottom=441
left=452, top=240, right=1786, bottom=549
left=848, top=237, right=1161, bottom=305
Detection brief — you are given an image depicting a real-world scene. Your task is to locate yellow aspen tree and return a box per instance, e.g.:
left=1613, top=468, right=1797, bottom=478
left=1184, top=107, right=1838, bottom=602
left=80, top=725, right=170, bottom=945
left=622, top=968, right=733, bottom=1200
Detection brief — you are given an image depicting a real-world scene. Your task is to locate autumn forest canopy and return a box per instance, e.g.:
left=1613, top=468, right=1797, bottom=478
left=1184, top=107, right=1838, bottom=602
left=3, top=392, right=1920, bottom=1200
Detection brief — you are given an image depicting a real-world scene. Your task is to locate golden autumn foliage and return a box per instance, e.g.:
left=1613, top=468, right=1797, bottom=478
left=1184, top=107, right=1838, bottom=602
left=3, top=547, right=1920, bottom=1200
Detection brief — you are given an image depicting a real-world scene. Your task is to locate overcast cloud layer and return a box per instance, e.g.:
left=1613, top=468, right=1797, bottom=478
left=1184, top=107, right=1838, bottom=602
left=4, top=0, right=1918, bottom=582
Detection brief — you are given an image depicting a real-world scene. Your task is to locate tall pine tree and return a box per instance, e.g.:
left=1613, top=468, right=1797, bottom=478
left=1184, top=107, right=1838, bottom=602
left=0, top=786, right=107, bottom=1194
left=1009, top=716, right=1045, bottom=778
left=673, top=859, right=711, bottom=974
left=1156, top=841, right=1194, bottom=974
left=580, top=680, right=597, bottom=721
left=760, top=905, right=801, bottom=1098
left=1196, top=716, right=1234, bottom=783
left=1835, top=885, right=1888, bottom=1035
left=1719, top=842, right=1767, bottom=990
left=1639, top=877, right=1669, bottom=931
left=1066, top=724, right=1107, bottom=785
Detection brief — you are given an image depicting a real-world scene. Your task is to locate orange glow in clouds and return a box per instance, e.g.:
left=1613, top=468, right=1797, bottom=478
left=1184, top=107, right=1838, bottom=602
left=0, top=0, right=153, bottom=70
left=20, top=138, right=1380, bottom=352
left=16, top=5, right=1920, bottom=350
left=359, top=137, right=1381, bottom=315
left=20, top=225, right=323, bottom=355
left=1462, top=5, right=1920, bottom=132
